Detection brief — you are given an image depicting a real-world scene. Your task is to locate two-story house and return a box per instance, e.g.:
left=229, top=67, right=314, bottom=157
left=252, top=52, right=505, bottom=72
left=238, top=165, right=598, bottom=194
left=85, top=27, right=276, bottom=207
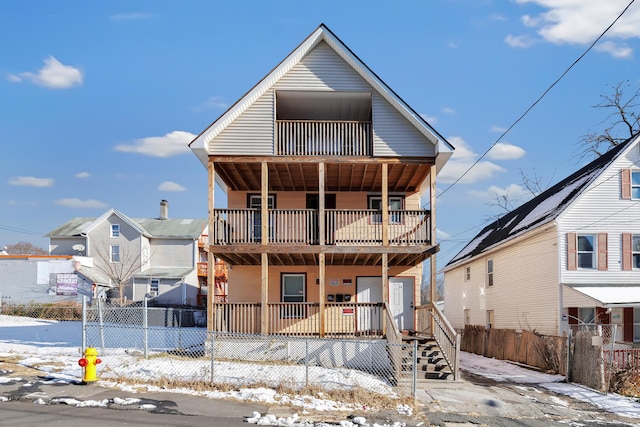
left=443, top=134, right=640, bottom=344
left=47, top=200, right=207, bottom=306
left=189, top=23, right=455, bottom=354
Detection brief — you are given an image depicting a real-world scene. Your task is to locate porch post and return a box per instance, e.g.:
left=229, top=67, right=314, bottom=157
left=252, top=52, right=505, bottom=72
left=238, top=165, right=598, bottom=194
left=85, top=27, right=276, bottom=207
left=319, top=253, right=325, bottom=337
left=429, top=164, right=437, bottom=305
left=382, top=163, right=389, bottom=337
left=381, top=163, right=389, bottom=246
left=261, top=162, right=269, bottom=334
left=430, top=164, right=437, bottom=335
left=382, top=252, right=388, bottom=337
left=207, top=160, right=215, bottom=333
left=318, top=162, right=326, bottom=337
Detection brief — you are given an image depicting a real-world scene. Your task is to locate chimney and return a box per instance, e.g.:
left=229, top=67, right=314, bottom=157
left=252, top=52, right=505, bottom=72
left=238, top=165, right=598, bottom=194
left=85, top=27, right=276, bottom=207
left=160, top=200, right=169, bottom=220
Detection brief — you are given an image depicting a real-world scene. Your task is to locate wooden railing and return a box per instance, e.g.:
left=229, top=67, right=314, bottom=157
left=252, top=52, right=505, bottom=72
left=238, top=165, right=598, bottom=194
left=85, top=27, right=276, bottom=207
left=210, top=302, right=384, bottom=338
left=210, top=209, right=431, bottom=246
left=276, top=120, right=372, bottom=156
left=416, top=303, right=460, bottom=380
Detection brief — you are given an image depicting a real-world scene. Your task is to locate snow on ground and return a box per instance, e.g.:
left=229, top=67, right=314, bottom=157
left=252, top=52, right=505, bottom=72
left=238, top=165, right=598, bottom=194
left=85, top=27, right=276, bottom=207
left=3, top=315, right=640, bottom=424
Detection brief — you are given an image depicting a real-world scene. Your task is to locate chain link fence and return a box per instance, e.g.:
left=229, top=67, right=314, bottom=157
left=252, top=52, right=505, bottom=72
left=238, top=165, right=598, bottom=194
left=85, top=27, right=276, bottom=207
left=1, top=302, right=420, bottom=398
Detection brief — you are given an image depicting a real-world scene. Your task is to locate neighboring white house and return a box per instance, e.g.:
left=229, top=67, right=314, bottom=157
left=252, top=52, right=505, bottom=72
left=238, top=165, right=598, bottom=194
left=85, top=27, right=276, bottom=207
left=47, top=200, right=207, bottom=306
left=443, top=135, right=640, bottom=344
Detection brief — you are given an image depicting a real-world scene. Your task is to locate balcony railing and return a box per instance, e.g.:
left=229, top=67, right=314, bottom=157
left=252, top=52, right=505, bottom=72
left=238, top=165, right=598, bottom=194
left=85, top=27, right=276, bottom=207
left=197, top=262, right=208, bottom=277
left=210, top=302, right=384, bottom=337
left=276, top=120, right=372, bottom=156
left=210, top=209, right=430, bottom=246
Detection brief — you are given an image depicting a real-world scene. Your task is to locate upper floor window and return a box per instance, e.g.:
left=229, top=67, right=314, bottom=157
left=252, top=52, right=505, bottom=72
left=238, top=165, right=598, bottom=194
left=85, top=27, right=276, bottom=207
left=465, top=266, right=471, bottom=281
left=577, top=234, right=596, bottom=269
left=110, top=245, right=120, bottom=263
left=633, top=171, right=640, bottom=199
left=567, top=232, right=608, bottom=271
left=368, top=195, right=404, bottom=224
left=111, top=224, right=120, bottom=238
left=486, top=259, right=494, bottom=287
left=622, top=233, right=640, bottom=270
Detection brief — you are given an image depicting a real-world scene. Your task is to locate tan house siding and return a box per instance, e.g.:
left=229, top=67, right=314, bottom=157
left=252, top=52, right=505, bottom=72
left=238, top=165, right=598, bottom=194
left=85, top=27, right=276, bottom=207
left=445, top=225, right=560, bottom=336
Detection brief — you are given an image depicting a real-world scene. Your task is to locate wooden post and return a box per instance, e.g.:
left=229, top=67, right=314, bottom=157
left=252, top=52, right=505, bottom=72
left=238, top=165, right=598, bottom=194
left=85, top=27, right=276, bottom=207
left=429, top=164, right=437, bottom=335
left=318, top=162, right=326, bottom=337
left=207, top=160, right=215, bottom=333
left=261, top=162, right=269, bottom=334
left=381, top=163, right=389, bottom=246
left=382, top=252, right=388, bottom=337
left=319, top=253, right=325, bottom=337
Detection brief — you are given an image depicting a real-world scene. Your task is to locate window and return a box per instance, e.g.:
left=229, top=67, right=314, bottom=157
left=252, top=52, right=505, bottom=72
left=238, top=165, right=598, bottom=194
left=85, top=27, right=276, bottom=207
left=111, top=224, right=120, bottom=238
left=578, top=307, right=595, bottom=324
left=368, top=195, right=404, bottom=224
left=633, top=171, right=640, bottom=199
left=465, top=266, right=471, bottom=281
left=110, top=245, right=120, bottom=263
left=633, top=235, right=640, bottom=268
left=464, top=309, right=470, bottom=325
left=577, top=234, right=596, bottom=269
left=281, top=273, right=305, bottom=318
left=486, top=259, right=493, bottom=287
left=150, top=279, right=159, bottom=293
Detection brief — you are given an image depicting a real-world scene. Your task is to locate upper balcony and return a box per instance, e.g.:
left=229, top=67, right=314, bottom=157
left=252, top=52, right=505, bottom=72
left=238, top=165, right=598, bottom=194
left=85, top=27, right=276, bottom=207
left=275, top=120, right=371, bottom=157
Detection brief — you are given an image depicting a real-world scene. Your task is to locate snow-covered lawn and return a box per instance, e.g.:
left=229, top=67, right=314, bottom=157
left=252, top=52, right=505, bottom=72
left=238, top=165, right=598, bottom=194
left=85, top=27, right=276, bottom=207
left=3, top=314, right=640, bottom=424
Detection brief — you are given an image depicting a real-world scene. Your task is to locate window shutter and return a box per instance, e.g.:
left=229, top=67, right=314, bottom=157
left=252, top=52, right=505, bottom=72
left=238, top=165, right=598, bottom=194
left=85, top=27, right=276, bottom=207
left=567, top=232, right=577, bottom=271
left=597, top=232, right=608, bottom=271
left=622, top=233, right=633, bottom=271
left=624, top=307, right=634, bottom=343
left=622, top=169, right=631, bottom=199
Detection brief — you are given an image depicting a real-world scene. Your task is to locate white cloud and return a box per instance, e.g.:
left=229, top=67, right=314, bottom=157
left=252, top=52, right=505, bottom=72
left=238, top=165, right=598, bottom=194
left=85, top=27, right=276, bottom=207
left=110, top=13, right=152, bottom=21
left=114, top=131, right=197, bottom=157
left=487, top=142, right=526, bottom=160
left=158, top=181, right=186, bottom=192
left=7, top=56, right=83, bottom=89
left=436, top=228, right=451, bottom=240
left=595, top=40, right=633, bottom=58
left=490, top=125, right=508, bottom=133
left=441, top=107, right=456, bottom=115
left=468, top=183, right=531, bottom=201
left=193, top=96, right=229, bottom=112
left=516, top=0, right=640, bottom=57
left=8, top=176, right=54, bottom=187
left=54, top=198, right=107, bottom=209
left=75, top=172, right=90, bottom=179
left=505, top=34, right=535, bottom=48
left=437, top=136, right=506, bottom=184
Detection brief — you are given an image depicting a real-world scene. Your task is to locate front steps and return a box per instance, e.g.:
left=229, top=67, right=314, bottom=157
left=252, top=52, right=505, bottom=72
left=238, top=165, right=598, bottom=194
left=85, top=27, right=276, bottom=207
left=399, top=337, right=454, bottom=381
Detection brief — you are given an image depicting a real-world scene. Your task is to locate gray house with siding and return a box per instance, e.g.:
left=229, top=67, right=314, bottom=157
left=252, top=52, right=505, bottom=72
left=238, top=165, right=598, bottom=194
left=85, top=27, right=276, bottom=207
left=47, top=200, right=207, bottom=306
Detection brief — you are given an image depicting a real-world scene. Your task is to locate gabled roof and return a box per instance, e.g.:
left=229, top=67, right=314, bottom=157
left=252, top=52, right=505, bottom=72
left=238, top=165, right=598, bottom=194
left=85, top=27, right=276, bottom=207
left=444, top=135, right=638, bottom=269
left=46, top=209, right=206, bottom=240
left=189, top=23, right=454, bottom=170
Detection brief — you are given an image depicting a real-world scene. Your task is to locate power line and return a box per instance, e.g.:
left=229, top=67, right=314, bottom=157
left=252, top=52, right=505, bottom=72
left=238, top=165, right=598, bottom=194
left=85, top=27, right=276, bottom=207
left=0, top=224, right=45, bottom=237
left=437, top=0, right=637, bottom=199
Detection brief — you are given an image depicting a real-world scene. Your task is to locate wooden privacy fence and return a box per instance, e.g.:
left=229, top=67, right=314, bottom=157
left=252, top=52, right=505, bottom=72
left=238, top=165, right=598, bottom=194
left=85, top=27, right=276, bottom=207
left=461, top=325, right=567, bottom=375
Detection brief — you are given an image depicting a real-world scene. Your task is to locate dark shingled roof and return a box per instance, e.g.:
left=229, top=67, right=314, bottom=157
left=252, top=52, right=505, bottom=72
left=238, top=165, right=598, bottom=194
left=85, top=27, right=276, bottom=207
left=445, top=136, right=634, bottom=268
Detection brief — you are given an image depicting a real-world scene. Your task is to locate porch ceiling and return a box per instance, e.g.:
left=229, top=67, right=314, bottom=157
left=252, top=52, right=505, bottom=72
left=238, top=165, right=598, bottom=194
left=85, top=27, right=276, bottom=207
left=211, top=245, right=437, bottom=267
left=213, top=160, right=433, bottom=193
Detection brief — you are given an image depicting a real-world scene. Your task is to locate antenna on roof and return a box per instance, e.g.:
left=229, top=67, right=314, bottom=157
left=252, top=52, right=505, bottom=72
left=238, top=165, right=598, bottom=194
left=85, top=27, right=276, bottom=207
left=72, top=244, right=86, bottom=256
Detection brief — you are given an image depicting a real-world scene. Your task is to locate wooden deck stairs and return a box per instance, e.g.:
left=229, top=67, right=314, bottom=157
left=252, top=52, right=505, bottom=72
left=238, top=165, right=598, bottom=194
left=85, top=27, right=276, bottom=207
left=398, top=336, right=454, bottom=382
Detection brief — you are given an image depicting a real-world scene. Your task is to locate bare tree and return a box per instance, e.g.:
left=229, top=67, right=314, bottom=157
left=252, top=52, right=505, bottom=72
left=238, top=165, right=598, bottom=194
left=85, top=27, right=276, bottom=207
left=5, top=241, right=47, bottom=255
left=92, top=245, right=143, bottom=304
left=575, top=80, right=640, bottom=162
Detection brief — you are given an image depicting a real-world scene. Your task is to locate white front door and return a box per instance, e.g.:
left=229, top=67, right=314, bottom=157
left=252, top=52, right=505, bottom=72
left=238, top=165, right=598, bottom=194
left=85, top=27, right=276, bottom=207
left=389, top=277, right=414, bottom=331
left=356, top=277, right=382, bottom=332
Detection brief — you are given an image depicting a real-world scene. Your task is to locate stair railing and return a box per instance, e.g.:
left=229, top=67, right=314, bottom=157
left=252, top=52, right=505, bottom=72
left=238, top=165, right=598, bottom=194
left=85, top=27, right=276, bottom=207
left=417, top=302, right=460, bottom=380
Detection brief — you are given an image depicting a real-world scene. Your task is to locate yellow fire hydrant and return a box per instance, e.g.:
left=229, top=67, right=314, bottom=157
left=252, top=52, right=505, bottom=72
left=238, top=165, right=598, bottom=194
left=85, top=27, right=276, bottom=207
left=78, top=347, right=102, bottom=383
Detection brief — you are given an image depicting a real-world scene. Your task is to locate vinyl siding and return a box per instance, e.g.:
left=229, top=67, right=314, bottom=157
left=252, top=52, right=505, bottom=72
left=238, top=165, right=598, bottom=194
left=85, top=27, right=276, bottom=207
left=150, top=239, right=195, bottom=267
left=558, top=144, right=640, bottom=285
left=209, top=41, right=435, bottom=157
left=444, top=225, right=560, bottom=336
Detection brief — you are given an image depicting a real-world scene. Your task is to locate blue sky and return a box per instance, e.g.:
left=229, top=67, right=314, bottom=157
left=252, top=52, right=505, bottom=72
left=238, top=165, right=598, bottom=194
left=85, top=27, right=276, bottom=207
left=2, top=0, right=640, bottom=271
